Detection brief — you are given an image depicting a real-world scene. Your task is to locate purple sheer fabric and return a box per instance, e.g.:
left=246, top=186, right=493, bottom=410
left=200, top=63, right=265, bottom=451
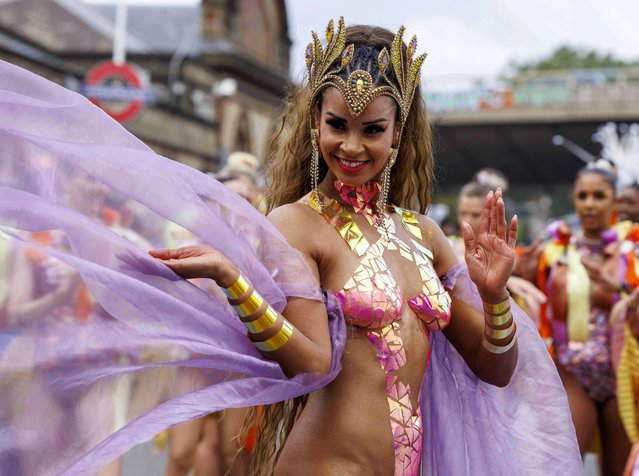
left=0, top=61, right=345, bottom=475
left=424, top=264, right=582, bottom=475
left=0, top=61, right=580, bottom=475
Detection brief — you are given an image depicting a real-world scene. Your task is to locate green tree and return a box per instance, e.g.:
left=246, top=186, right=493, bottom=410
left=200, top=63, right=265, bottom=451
left=513, top=45, right=639, bottom=72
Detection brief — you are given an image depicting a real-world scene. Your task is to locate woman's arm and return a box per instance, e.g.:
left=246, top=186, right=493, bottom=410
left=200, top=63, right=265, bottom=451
left=6, top=248, right=78, bottom=326
left=150, top=203, right=333, bottom=378
left=429, top=189, right=519, bottom=387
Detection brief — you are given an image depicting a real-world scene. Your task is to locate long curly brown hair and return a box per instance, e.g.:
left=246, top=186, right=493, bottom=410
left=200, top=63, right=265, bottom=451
left=239, top=23, right=435, bottom=476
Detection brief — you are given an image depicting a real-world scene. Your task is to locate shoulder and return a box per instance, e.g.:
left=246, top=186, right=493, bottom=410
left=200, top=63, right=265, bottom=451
left=395, top=206, right=459, bottom=274
left=269, top=201, right=316, bottom=234
left=268, top=201, right=314, bottom=223
left=268, top=200, right=327, bottom=259
left=397, top=207, right=446, bottom=246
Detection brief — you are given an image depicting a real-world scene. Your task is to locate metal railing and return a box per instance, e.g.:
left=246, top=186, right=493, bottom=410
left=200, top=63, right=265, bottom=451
left=425, top=67, right=639, bottom=114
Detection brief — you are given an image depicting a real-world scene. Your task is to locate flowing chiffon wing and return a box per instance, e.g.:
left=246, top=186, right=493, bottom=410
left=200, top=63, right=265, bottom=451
left=422, top=264, right=583, bottom=475
left=0, top=61, right=346, bottom=475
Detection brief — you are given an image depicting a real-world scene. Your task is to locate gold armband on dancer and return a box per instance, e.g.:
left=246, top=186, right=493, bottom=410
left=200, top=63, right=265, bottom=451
left=482, top=294, right=517, bottom=355
left=224, top=272, right=293, bottom=352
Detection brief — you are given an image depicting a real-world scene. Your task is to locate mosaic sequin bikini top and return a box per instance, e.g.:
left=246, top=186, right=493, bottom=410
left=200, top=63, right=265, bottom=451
left=304, top=181, right=451, bottom=331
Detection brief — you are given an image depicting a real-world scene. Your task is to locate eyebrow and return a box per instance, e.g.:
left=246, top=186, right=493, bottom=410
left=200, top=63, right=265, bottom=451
left=325, top=111, right=389, bottom=125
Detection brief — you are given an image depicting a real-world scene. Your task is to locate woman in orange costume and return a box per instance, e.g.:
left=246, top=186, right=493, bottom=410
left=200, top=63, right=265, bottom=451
left=536, top=162, right=636, bottom=474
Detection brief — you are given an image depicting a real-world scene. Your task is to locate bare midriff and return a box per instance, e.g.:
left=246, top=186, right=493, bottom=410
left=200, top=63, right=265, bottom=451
left=275, top=309, right=429, bottom=476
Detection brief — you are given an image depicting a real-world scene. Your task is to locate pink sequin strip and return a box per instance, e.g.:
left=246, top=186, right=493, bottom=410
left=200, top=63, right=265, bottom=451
left=367, top=324, right=425, bottom=476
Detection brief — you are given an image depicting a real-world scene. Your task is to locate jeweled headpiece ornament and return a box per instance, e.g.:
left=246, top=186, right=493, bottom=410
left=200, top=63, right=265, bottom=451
left=305, top=17, right=427, bottom=137
left=305, top=18, right=427, bottom=219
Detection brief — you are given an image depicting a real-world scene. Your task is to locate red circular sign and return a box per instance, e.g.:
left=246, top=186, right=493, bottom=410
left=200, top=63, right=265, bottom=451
left=85, top=61, right=144, bottom=123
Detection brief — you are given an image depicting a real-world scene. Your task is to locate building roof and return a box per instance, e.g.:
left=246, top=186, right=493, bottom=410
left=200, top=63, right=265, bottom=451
left=88, top=2, right=200, bottom=54
left=0, top=0, right=201, bottom=55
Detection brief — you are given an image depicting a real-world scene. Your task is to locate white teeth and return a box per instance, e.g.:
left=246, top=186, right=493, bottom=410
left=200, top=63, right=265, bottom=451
left=339, top=158, right=364, bottom=168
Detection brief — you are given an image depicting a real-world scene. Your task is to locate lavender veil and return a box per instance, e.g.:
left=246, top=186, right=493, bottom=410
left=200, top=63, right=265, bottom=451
left=0, top=61, right=580, bottom=475
left=0, top=61, right=346, bottom=475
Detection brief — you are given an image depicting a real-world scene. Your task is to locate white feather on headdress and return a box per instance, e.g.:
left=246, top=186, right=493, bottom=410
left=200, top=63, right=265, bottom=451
left=593, top=122, right=639, bottom=190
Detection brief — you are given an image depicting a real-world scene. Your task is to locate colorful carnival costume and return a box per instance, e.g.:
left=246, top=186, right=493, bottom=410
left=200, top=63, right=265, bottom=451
left=610, top=224, right=639, bottom=475
left=0, top=22, right=581, bottom=476
left=304, top=181, right=452, bottom=475
left=538, top=221, right=638, bottom=402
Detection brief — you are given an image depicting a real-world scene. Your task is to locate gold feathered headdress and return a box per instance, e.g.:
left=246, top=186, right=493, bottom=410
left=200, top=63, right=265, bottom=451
left=305, top=17, right=427, bottom=133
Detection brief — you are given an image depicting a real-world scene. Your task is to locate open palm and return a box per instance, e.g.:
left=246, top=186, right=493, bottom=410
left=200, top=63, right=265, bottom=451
left=149, top=245, right=237, bottom=286
left=462, top=189, right=518, bottom=302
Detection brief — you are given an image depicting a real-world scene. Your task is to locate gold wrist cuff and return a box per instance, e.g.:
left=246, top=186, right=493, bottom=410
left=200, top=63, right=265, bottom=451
left=223, top=273, right=251, bottom=300
left=485, top=309, right=512, bottom=328
left=486, top=322, right=516, bottom=341
left=227, top=282, right=254, bottom=306
left=483, top=334, right=517, bottom=355
left=243, top=306, right=278, bottom=334
left=483, top=296, right=511, bottom=316
left=234, top=289, right=264, bottom=317
left=254, top=320, right=294, bottom=352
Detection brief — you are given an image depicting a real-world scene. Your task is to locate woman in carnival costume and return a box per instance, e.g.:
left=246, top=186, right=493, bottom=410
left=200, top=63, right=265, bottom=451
left=532, top=160, right=638, bottom=475
left=611, top=187, right=639, bottom=475
left=0, top=18, right=579, bottom=475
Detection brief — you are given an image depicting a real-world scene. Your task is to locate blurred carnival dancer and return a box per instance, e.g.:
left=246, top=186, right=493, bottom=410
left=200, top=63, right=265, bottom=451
left=617, top=183, right=639, bottom=225
left=530, top=161, right=636, bottom=474
left=616, top=288, right=639, bottom=476
left=0, top=18, right=579, bottom=476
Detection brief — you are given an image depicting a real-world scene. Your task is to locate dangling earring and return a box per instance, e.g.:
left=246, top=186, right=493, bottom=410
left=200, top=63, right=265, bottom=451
left=378, top=147, right=398, bottom=215
left=310, top=128, right=323, bottom=212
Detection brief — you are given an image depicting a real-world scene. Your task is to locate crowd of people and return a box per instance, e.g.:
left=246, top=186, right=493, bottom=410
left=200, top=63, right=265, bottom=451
left=0, top=15, right=638, bottom=476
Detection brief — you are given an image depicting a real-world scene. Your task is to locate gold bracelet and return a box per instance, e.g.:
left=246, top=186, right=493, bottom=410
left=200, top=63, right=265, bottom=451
left=483, top=334, right=517, bottom=354
left=483, top=296, right=511, bottom=316
left=235, top=289, right=265, bottom=317
left=253, top=320, right=294, bottom=352
left=223, top=273, right=251, bottom=300
left=228, top=282, right=254, bottom=305
left=224, top=272, right=289, bottom=346
left=242, top=306, right=279, bottom=334
left=485, top=309, right=513, bottom=328
left=485, top=322, right=516, bottom=341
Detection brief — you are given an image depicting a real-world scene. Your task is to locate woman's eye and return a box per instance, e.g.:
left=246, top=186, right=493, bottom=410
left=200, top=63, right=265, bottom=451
left=594, top=192, right=606, bottom=200
left=326, top=119, right=345, bottom=130
left=364, top=125, right=385, bottom=135
left=577, top=192, right=587, bottom=200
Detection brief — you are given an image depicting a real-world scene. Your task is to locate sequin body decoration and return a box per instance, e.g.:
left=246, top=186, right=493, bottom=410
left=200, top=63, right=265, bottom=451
left=551, top=240, right=617, bottom=403
left=304, top=181, right=452, bottom=475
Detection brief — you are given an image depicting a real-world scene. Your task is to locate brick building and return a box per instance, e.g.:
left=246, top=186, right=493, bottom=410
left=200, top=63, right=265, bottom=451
left=0, top=0, right=292, bottom=171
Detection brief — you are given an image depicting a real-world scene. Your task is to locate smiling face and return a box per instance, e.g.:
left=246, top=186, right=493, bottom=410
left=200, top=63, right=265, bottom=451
left=573, top=171, right=615, bottom=238
left=315, top=86, right=399, bottom=189
left=616, top=186, right=639, bottom=223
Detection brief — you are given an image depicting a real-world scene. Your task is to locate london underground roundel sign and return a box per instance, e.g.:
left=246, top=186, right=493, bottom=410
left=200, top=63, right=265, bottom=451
left=83, top=61, right=155, bottom=123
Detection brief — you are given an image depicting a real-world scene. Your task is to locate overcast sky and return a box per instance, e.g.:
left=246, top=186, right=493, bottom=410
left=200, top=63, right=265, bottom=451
left=86, top=0, right=639, bottom=85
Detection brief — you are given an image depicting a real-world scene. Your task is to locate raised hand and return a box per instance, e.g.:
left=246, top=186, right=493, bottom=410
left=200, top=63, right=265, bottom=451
left=462, top=188, right=518, bottom=303
left=149, top=245, right=238, bottom=287
left=580, top=256, right=619, bottom=294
